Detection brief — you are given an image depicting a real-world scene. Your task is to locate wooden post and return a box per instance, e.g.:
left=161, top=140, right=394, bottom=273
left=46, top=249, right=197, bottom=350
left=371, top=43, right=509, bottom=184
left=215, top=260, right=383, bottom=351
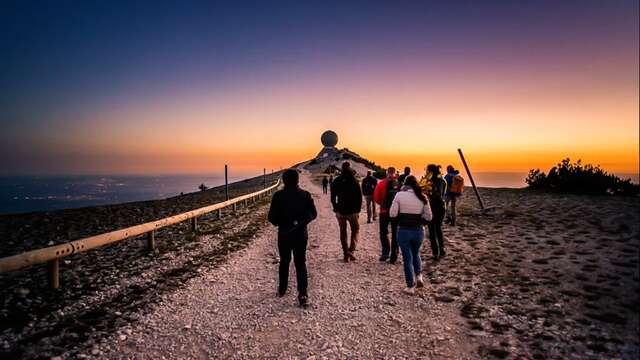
left=233, top=203, right=237, bottom=214
left=217, top=209, right=222, bottom=219
left=191, top=217, right=198, bottom=232
left=263, top=168, right=266, bottom=189
left=457, top=148, right=485, bottom=210
left=147, top=230, right=156, bottom=251
left=224, top=164, right=229, bottom=201
left=48, top=259, right=59, bottom=289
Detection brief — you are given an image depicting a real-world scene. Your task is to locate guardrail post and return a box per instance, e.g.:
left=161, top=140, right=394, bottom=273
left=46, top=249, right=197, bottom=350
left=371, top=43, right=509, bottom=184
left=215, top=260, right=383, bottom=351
left=233, top=203, right=237, bottom=214
left=147, top=230, right=156, bottom=251
left=191, top=217, right=198, bottom=232
left=225, top=165, right=229, bottom=201
left=217, top=209, right=222, bottom=219
left=48, top=259, right=59, bottom=289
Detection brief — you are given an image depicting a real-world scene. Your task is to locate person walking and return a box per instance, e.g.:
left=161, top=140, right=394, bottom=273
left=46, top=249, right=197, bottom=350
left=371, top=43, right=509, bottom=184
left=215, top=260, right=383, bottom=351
left=390, top=175, right=433, bottom=294
left=397, top=166, right=411, bottom=185
left=444, top=165, right=463, bottom=226
left=322, top=176, right=329, bottom=194
left=361, top=170, right=378, bottom=223
left=420, top=164, right=447, bottom=260
left=268, top=169, right=317, bottom=307
left=330, top=162, right=363, bottom=262
left=374, top=167, right=401, bottom=263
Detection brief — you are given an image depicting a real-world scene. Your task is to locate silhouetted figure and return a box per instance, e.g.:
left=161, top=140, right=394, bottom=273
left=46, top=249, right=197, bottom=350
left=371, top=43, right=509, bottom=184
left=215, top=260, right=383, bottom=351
left=390, top=175, right=432, bottom=294
left=444, top=165, right=464, bottom=226
left=374, top=167, right=401, bottom=263
left=361, top=170, right=378, bottom=223
left=322, top=176, right=329, bottom=194
left=331, top=162, right=363, bottom=262
left=397, top=166, right=411, bottom=185
left=268, top=169, right=317, bottom=307
left=420, top=164, right=447, bottom=260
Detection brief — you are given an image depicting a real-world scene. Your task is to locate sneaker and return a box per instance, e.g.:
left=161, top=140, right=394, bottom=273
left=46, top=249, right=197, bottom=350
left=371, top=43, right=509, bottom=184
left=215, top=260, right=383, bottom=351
left=298, top=295, right=309, bottom=308
left=389, top=256, right=398, bottom=265
left=416, top=275, right=424, bottom=288
left=343, top=254, right=350, bottom=263
left=403, top=287, right=415, bottom=295
left=348, top=253, right=356, bottom=261
left=379, top=255, right=390, bottom=262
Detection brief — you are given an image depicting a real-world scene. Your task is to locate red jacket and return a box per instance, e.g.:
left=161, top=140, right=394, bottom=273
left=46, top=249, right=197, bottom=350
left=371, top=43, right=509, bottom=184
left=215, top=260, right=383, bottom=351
left=373, top=177, right=396, bottom=213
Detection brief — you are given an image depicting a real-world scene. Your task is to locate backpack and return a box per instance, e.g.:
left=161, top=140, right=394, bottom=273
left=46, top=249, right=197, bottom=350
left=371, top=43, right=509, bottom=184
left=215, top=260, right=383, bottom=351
left=383, top=178, right=401, bottom=210
left=450, top=175, right=464, bottom=194
left=362, top=177, right=376, bottom=195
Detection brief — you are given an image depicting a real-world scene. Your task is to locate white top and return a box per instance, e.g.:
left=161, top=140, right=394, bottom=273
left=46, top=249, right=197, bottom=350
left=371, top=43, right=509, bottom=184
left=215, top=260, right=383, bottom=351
left=389, top=188, right=433, bottom=221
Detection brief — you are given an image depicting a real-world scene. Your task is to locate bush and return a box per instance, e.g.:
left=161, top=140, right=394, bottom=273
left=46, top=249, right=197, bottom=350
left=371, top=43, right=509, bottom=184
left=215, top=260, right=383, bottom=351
left=525, top=158, right=639, bottom=196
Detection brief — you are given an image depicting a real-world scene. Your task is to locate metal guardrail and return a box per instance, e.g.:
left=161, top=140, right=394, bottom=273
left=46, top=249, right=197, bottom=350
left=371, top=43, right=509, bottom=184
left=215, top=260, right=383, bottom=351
left=0, top=179, right=281, bottom=288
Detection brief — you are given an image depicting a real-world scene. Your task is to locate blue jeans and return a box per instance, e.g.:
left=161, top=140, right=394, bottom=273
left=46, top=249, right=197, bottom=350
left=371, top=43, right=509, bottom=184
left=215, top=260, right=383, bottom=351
left=397, top=227, right=424, bottom=287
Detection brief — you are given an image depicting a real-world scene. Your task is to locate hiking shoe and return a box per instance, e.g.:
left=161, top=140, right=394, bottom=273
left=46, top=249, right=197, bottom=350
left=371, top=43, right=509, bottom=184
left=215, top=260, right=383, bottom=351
left=298, top=295, right=309, bottom=308
left=379, top=255, right=390, bottom=262
left=416, top=275, right=424, bottom=288
left=403, top=287, right=415, bottom=295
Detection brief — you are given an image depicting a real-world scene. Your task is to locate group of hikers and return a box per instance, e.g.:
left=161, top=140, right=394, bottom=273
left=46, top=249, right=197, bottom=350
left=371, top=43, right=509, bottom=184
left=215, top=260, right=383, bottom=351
left=268, top=162, right=464, bottom=307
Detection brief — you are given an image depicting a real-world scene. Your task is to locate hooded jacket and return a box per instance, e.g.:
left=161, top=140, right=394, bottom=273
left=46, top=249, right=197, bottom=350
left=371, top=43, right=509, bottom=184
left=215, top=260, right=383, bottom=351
left=330, top=171, right=363, bottom=215
left=268, top=185, right=317, bottom=236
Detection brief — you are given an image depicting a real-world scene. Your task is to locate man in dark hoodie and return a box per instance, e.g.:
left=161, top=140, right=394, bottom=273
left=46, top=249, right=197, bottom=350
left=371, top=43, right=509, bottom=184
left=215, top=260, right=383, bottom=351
left=330, top=161, right=363, bottom=262
left=268, top=169, right=317, bottom=307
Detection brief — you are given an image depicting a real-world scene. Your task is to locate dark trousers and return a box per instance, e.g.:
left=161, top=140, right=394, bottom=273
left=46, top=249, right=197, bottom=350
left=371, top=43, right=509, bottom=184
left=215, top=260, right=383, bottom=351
left=322, top=185, right=328, bottom=194
left=428, top=207, right=445, bottom=257
left=336, top=213, right=360, bottom=255
left=278, top=232, right=308, bottom=296
left=379, top=212, right=399, bottom=260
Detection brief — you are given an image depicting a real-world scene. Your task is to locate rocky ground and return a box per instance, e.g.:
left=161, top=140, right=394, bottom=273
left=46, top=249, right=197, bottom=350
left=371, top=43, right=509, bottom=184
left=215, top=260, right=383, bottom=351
left=1, top=168, right=638, bottom=359
left=0, top=172, right=280, bottom=259
left=0, top=174, right=280, bottom=359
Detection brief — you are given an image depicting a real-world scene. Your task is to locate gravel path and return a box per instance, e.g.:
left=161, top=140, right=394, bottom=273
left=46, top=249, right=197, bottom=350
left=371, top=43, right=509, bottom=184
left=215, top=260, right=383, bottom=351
left=100, top=170, right=472, bottom=359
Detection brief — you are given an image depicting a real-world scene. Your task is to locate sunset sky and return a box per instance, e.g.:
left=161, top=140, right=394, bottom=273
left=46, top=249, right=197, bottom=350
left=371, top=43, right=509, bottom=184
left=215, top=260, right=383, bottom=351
left=1, top=1, right=638, bottom=176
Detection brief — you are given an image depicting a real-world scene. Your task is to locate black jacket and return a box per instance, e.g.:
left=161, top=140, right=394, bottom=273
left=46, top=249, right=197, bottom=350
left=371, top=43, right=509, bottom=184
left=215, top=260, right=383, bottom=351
left=330, top=173, right=362, bottom=215
left=268, top=186, right=317, bottom=236
left=361, top=175, right=378, bottom=196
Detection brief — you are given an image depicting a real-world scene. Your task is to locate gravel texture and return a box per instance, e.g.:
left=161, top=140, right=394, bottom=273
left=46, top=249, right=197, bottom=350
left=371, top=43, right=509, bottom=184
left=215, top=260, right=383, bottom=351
left=97, top=169, right=473, bottom=359
left=3, top=168, right=638, bottom=359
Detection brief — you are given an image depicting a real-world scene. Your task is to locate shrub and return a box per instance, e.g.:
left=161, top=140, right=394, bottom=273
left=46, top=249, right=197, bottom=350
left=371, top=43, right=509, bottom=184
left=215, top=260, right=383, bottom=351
left=525, top=158, right=638, bottom=196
